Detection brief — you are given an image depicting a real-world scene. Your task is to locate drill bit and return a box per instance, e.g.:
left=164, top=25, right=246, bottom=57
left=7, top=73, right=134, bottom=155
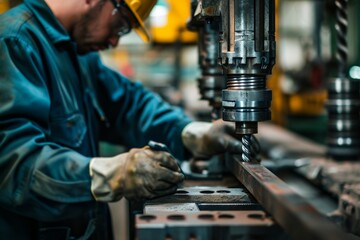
left=250, top=135, right=261, bottom=162
left=241, top=134, right=261, bottom=163
left=335, top=0, right=348, bottom=77
left=241, top=134, right=252, bottom=162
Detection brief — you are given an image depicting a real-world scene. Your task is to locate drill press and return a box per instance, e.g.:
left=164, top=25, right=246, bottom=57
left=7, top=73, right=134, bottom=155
left=220, top=0, right=276, bottom=162
left=191, top=0, right=275, bottom=162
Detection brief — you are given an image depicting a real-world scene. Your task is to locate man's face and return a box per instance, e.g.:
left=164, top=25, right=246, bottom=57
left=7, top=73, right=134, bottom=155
left=72, top=0, right=132, bottom=54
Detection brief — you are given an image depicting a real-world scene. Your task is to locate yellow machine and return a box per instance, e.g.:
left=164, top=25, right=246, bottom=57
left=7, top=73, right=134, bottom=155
left=150, top=0, right=197, bottom=44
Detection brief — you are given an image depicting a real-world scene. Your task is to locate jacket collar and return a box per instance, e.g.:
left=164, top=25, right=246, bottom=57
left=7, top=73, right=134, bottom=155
left=24, top=0, right=71, bottom=44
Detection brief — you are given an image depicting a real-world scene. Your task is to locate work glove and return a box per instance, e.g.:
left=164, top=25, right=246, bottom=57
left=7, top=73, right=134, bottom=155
left=181, top=119, right=242, bottom=159
left=89, top=147, right=184, bottom=202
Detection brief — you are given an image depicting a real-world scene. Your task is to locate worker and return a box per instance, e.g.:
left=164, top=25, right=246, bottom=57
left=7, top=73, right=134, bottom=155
left=0, top=0, right=242, bottom=239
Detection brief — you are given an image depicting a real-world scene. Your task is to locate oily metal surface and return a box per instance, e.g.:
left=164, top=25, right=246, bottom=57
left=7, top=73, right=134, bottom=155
left=226, top=155, right=357, bottom=240
left=144, top=186, right=259, bottom=217
left=144, top=203, right=200, bottom=214
left=146, top=186, right=251, bottom=204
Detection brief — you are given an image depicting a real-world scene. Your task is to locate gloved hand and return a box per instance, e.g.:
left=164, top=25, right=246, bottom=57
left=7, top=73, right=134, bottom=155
left=89, top=147, right=184, bottom=202
left=181, top=119, right=242, bottom=159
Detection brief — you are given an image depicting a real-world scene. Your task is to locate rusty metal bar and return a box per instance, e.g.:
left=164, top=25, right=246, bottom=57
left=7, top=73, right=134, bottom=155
left=227, top=155, right=358, bottom=240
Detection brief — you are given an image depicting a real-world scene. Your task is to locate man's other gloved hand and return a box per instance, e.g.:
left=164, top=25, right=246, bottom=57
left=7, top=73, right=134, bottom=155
left=89, top=148, right=184, bottom=202
left=182, top=119, right=242, bottom=159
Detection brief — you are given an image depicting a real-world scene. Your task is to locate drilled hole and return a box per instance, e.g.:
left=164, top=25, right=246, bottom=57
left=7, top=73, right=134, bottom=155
left=198, top=214, right=215, bottom=220
left=176, top=190, right=189, bottom=194
left=218, top=214, right=235, bottom=219
left=199, top=190, right=214, bottom=194
left=167, top=214, right=185, bottom=221
left=247, top=213, right=264, bottom=219
left=216, top=190, right=231, bottom=194
left=139, top=215, right=156, bottom=221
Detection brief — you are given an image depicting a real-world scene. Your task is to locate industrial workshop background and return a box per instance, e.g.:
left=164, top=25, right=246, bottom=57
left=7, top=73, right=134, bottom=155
left=105, top=1, right=360, bottom=239
left=101, top=0, right=360, bottom=145
left=1, top=0, right=360, bottom=239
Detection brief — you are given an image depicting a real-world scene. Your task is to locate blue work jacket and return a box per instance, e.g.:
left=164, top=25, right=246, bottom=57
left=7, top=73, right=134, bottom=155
left=0, top=0, right=192, bottom=239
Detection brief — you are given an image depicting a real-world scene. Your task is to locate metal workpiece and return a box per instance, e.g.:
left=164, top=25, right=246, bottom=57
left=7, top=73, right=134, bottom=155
left=136, top=210, right=286, bottom=240
left=326, top=77, right=360, bottom=160
left=247, top=124, right=360, bottom=236
left=137, top=186, right=269, bottom=239
left=144, top=203, right=200, bottom=214
left=145, top=186, right=251, bottom=205
left=143, top=185, right=261, bottom=218
left=226, top=156, right=357, bottom=240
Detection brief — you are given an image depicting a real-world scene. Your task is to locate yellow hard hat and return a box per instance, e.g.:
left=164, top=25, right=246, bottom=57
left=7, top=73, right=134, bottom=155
left=124, top=0, right=157, bottom=42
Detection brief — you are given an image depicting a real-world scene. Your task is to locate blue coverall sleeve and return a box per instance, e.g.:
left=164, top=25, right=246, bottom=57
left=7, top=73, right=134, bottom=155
left=0, top=38, right=94, bottom=221
left=94, top=57, right=193, bottom=160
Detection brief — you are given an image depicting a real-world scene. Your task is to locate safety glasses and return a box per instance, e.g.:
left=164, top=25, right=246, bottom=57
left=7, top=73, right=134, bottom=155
left=110, top=0, right=133, bottom=37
